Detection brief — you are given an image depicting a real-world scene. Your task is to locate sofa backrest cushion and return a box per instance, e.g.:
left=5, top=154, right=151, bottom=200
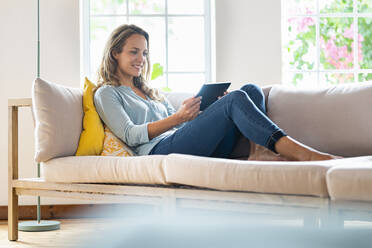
left=32, top=78, right=83, bottom=163
left=32, top=83, right=271, bottom=163
left=267, top=82, right=372, bottom=157
left=163, top=92, right=193, bottom=110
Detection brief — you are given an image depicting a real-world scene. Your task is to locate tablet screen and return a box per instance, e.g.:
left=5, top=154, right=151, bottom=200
left=196, top=82, right=231, bottom=110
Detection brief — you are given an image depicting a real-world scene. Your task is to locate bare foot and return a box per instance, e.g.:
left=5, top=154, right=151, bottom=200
left=275, top=136, right=343, bottom=161
left=248, top=142, right=289, bottom=161
left=308, top=152, right=343, bottom=161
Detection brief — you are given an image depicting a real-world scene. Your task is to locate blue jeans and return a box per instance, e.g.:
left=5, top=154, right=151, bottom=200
left=149, top=84, right=287, bottom=158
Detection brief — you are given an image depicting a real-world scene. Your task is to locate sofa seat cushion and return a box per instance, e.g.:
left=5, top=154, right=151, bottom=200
left=165, top=154, right=339, bottom=197
left=41, top=155, right=167, bottom=184
left=326, top=156, right=372, bottom=202
left=42, top=154, right=370, bottom=198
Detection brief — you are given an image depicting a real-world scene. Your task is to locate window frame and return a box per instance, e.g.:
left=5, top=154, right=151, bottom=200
left=80, top=0, right=214, bottom=90
left=281, top=0, right=372, bottom=86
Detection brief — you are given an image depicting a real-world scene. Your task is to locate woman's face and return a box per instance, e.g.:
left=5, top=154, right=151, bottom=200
left=114, top=34, right=148, bottom=80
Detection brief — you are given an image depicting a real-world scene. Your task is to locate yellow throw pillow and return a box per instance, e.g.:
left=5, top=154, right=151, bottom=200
left=75, top=78, right=104, bottom=156
left=101, top=126, right=135, bottom=157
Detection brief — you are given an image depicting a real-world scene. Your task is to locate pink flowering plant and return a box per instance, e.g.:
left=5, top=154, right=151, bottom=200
left=320, top=18, right=355, bottom=70
left=319, top=18, right=355, bottom=84
left=285, top=0, right=372, bottom=86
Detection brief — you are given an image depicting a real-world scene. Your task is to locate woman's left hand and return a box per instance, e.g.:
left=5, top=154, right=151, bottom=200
left=218, top=91, right=229, bottom=99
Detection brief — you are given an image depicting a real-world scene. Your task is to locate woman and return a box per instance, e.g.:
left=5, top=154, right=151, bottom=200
left=94, top=24, right=339, bottom=161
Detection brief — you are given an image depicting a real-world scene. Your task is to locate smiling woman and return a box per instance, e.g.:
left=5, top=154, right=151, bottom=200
left=94, top=24, right=163, bottom=101
left=82, top=0, right=212, bottom=92
left=91, top=23, right=340, bottom=161
left=113, top=34, right=149, bottom=89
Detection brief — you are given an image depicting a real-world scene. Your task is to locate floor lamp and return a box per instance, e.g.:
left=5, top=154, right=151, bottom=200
left=18, top=0, right=61, bottom=232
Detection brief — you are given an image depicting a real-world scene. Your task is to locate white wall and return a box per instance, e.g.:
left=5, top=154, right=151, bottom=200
left=0, top=0, right=281, bottom=206
left=215, top=0, right=282, bottom=89
left=0, top=0, right=90, bottom=206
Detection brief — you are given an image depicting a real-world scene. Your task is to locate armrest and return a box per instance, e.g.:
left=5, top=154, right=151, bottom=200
left=8, top=98, right=31, bottom=241
left=8, top=98, right=33, bottom=183
left=8, top=98, right=32, bottom=107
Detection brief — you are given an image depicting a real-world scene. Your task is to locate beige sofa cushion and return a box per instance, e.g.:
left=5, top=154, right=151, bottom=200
left=41, top=152, right=329, bottom=196
left=164, top=154, right=334, bottom=197
left=42, top=153, right=372, bottom=198
left=267, top=82, right=372, bottom=157
left=32, top=78, right=83, bottom=163
left=41, top=155, right=167, bottom=184
left=30, top=82, right=182, bottom=163
left=326, top=156, right=372, bottom=201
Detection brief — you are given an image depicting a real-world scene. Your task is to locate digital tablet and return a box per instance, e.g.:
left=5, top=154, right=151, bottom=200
left=196, top=82, right=231, bottom=111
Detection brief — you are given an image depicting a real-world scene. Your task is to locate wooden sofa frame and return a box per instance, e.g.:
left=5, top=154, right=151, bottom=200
left=8, top=98, right=372, bottom=241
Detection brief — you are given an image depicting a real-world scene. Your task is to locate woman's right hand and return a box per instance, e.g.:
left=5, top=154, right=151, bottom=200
left=175, top=96, right=202, bottom=123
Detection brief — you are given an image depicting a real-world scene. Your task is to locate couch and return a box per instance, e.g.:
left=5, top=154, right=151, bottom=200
left=8, top=78, right=372, bottom=241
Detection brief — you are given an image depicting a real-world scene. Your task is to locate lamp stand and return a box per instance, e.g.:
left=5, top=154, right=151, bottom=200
left=19, top=0, right=61, bottom=232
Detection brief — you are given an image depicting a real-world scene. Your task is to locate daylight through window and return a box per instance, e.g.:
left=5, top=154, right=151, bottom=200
left=282, top=0, right=372, bottom=87
left=82, top=0, right=212, bottom=92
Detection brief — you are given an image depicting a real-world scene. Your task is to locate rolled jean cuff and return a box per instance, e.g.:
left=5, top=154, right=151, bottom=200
left=266, top=129, right=287, bottom=154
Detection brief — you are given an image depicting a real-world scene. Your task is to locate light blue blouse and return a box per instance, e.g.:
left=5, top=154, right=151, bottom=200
left=94, top=85, right=180, bottom=156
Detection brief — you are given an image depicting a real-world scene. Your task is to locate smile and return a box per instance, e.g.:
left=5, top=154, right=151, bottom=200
left=133, top=65, right=142, bottom=70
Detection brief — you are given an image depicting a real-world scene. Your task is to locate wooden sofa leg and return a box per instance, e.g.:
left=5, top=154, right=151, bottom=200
left=8, top=104, right=19, bottom=241
left=8, top=187, right=18, bottom=241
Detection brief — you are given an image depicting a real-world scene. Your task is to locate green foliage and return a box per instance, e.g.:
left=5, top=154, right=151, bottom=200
left=320, top=0, right=353, bottom=13
left=150, top=62, right=171, bottom=92
left=358, top=18, right=372, bottom=70
left=285, top=19, right=315, bottom=85
left=285, top=0, right=372, bottom=86
left=292, top=74, right=303, bottom=86
left=151, top=63, right=164, bottom=81
left=292, top=25, right=315, bottom=71
left=358, top=73, right=372, bottom=82
left=358, top=0, right=372, bottom=12
left=160, top=86, right=172, bottom=92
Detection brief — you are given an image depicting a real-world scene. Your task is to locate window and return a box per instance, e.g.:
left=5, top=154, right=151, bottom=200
left=282, top=0, right=372, bottom=87
left=81, top=0, right=213, bottom=92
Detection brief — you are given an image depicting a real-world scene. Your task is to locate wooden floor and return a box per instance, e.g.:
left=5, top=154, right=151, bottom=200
left=2, top=217, right=372, bottom=247
left=0, top=218, right=116, bottom=248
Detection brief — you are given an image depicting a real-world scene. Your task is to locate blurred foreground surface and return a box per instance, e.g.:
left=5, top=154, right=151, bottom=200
left=79, top=204, right=372, bottom=248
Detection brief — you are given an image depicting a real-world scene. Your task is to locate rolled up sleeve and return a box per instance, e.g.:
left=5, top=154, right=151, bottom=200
left=94, top=87, right=149, bottom=147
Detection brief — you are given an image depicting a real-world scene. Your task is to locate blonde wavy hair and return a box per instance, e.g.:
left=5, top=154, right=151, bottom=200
left=94, top=24, right=163, bottom=101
